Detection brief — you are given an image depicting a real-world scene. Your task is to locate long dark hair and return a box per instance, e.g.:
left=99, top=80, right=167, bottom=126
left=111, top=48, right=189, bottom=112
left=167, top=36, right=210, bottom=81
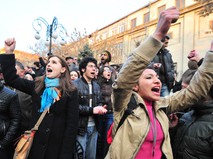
left=35, top=55, right=76, bottom=96
left=97, top=66, right=113, bottom=85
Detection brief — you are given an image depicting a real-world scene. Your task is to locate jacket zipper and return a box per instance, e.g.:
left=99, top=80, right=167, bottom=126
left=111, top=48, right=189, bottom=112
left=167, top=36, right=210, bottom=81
left=132, top=111, right=151, bottom=158
left=152, top=107, right=157, bottom=156
left=3, top=121, right=6, bottom=135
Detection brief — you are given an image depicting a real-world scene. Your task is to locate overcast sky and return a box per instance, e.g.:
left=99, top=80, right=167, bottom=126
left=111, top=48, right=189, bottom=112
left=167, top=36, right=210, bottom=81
left=0, top=0, right=153, bottom=53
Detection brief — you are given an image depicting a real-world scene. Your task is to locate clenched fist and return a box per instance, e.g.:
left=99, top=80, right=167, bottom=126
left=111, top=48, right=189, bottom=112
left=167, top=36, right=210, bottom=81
left=4, top=38, right=16, bottom=54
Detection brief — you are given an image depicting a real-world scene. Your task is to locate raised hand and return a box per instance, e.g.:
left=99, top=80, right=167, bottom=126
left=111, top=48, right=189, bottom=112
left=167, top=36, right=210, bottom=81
left=188, top=50, right=202, bottom=63
left=4, top=38, right=16, bottom=54
left=153, top=7, right=179, bottom=41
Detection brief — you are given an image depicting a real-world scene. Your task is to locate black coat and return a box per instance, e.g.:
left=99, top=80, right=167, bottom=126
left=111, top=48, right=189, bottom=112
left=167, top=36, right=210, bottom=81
left=0, top=54, right=79, bottom=159
left=97, top=77, right=113, bottom=112
left=15, top=89, right=33, bottom=133
left=150, top=48, right=175, bottom=91
left=0, top=82, right=21, bottom=148
left=73, top=77, right=101, bottom=135
left=171, top=101, right=213, bottom=159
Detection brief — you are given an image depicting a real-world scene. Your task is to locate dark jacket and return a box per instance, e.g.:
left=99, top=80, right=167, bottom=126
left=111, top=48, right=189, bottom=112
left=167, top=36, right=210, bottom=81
left=68, top=63, right=79, bottom=72
left=97, top=77, right=113, bottom=112
left=172, top=101, right=213, bottom=159
left=73, top=77, right=101, bottom=135
left=0, top=54, right=79, bottom=159
left=33, top=67, right=44, bottom=77
left=0, top=82, right=21, bottom=148
left=15, top=89, right=33, bottom=133
left=150, top=48, right=175, bottom=91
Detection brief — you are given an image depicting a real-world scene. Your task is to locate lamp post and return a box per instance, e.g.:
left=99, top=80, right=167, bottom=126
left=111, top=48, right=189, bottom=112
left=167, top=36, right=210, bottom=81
left=32, top=16, right=68, bottom=56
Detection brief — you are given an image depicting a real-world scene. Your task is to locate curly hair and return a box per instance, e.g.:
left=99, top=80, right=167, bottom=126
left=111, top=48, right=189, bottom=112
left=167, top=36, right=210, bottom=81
left=79, top=57, right=97, bottom=76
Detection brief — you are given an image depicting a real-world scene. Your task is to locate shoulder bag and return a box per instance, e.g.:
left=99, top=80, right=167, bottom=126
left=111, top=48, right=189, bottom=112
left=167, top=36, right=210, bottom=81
left=13, top=109, right=48, bottom=159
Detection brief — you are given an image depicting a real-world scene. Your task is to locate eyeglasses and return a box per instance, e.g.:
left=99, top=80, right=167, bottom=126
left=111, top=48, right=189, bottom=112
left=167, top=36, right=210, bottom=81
left=87, top=64, right=97, bottom=69
left=104, top=69, right=112, bottom=73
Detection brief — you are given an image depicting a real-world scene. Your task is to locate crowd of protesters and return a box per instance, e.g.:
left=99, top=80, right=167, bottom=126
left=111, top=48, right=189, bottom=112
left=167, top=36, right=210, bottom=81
left=0, top=6, right=212, bottom=159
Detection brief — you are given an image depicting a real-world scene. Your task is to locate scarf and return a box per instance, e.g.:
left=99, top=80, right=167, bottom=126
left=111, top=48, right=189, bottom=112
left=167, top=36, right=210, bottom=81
left=40, top=77, right=61, bottom=112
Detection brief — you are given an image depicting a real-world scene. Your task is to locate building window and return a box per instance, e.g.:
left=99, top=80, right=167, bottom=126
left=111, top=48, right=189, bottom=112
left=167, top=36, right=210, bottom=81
left=118, top=43, right=123, bottom=56
left=175, top=0, right=185, bottom=10
left=131, top=18, right=137, bottom=29
left=130, top=36, right=144, bottom=51
left=144, top=12, right=150, bottom=24
left=209, top=20, right=213, bottom=30
left=103, top=31, right=109, bottom=39
left=111, top=27, right=117, bottom=36
left=119, top=23, right=126, bottom=33
left=158, top=5, right=166, bottom=16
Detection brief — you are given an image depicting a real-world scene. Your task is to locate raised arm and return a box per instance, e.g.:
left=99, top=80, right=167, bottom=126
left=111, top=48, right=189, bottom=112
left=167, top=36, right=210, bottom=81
left=113, top=7, right=180, bottom=112
left=166, top=41, right=213, bottom=113
left=153, top=7, right=179, bottom=41
left=0, top=38, right=35, bottom=95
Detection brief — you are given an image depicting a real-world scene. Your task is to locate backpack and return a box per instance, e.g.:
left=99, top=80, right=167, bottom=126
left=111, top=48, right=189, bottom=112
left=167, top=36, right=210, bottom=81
left=107, top=95, right=137, bottom=144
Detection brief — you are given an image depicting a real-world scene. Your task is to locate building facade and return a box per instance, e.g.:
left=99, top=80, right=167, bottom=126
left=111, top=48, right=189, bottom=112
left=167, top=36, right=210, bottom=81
left=0, top=48, right=39, bottom=66
left=89, top=0, right=213, bottom=79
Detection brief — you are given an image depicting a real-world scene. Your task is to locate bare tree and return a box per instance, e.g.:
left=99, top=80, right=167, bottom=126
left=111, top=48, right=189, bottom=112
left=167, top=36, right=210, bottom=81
left=59, top=28, right=89, bottom=58
left=60, top=27, right=123, bottom=64
left=28, top=39, right=47, bottom=56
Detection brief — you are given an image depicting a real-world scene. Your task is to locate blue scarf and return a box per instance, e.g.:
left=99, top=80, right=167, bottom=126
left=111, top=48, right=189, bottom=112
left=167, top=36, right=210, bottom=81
left=40, top=77, right=60, bottom=112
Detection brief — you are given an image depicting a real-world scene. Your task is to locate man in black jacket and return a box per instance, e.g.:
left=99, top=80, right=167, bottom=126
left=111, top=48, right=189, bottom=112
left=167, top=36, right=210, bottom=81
left=170, top=51, right=213, bottom=159
left=150, top=35, right=175, bottom=97
left=0, top=67, right=21, bottom=159
left=73, top=57, right=107, bottom=159
left=15, top=61, right=33, bottom=133
left=171, top=86, right=213, bottom=159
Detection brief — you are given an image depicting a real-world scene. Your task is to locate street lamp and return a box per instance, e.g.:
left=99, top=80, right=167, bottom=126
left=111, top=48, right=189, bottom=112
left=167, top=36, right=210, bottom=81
left=32, top=16, right=68, bottom=56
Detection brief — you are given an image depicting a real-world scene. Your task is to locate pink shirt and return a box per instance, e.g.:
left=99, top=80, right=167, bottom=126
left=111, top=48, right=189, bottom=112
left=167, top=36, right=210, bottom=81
left=135, top=101, right=164, bottom=159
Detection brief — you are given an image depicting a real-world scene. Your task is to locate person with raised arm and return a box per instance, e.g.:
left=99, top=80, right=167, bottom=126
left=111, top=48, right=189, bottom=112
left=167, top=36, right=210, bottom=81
left=105, top=7, right=213, bottom=159
left=0, top=40, right=79, bottom=159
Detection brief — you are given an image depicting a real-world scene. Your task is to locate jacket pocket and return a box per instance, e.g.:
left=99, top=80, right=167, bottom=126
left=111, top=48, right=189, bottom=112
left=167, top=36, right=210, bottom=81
left=0, top=120, right=9, bottom=138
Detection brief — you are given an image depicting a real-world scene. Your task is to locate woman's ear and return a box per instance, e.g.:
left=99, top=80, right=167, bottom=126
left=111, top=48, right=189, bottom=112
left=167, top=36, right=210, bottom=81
left=133, top=84, right=139, bottom=92
left=60, top=67, right=66, bottom=73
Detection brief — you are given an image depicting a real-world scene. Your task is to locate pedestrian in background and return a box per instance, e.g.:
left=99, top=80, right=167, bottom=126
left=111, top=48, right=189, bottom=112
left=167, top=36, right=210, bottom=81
left=73, top=57, right=107, bottom=159
left=150, top=35, right=175, bottom=97
left=99, top=50, right=117, bottom=82
left=96, top=66, right=113, bottom=159
left=0, top=66, right=21, bottom=159
left=14, top=61, right=33, bottom=134
left=70, top=70, right=80, bottom=81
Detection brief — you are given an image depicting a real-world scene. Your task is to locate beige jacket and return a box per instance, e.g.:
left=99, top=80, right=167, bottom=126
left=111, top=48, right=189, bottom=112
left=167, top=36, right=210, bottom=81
left=105, top=36, right=213, bottom=159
